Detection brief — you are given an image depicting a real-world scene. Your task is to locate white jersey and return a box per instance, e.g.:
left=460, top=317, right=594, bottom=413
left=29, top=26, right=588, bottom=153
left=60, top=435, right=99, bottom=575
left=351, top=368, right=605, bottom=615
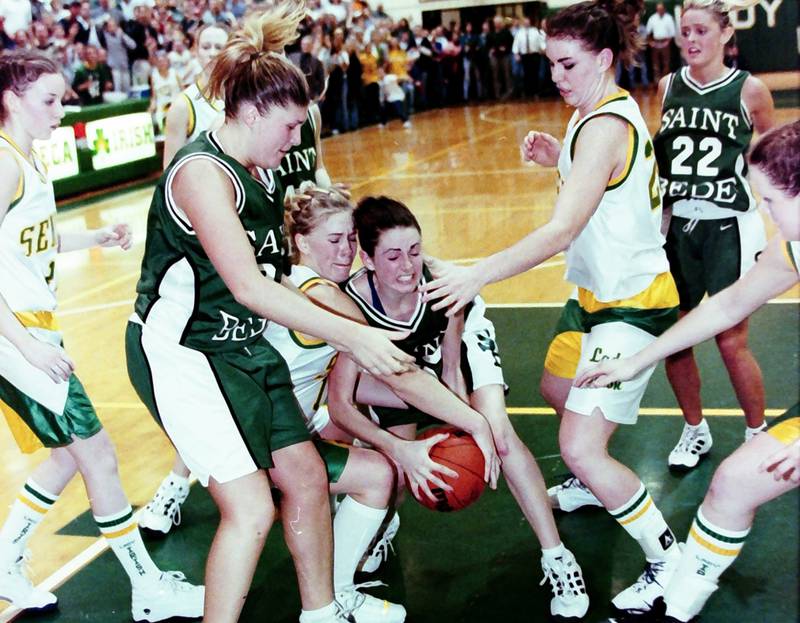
left=0, top=131, right=68, bottom=418
left=558, top=91, right=669, bottom=302
left=0, top=131, right=58, bottom=317
left=263, top=264, right=336, bottom=424
left=181, top=81, right=224, bottom=144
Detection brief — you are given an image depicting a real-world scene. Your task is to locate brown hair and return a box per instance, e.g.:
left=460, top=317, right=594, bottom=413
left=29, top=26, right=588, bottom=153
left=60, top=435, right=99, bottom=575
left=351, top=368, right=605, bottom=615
left=0, top=50, right=61, bottom=123
left=749, top=120, right=800, bottom=198
left=546, top=0, right=644, bottom=68
left=354, top=196, right=421, bottom=258
left=284, top=184, right=354, bottom=263
left=207, top=1, right=309, bottom=118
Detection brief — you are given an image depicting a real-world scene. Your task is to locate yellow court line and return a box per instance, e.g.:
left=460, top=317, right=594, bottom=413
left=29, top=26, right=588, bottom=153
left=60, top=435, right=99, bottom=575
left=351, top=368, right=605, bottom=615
left=507, top=407, right=788, bottom=417
left=58, top=269, right=140, bottom=307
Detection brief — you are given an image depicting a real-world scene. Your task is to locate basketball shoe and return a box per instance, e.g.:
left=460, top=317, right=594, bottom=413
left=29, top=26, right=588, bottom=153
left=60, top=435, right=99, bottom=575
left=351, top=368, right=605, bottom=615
left=131, top=571, right=204, bottom=622
left=668, top=421, right=712, bottom=470
left=612, top=552, right=682, bottom=616
left=336, top=582, right=406, bottom=623
left=547, top=476, right=603, bottom=512
left=539, top=550, right=589, bottom=618
left=139, top=474, right=190, bottom=535
left=0, top=551, right=57, bottom=612
left=360, top=512, right=399, bottom=573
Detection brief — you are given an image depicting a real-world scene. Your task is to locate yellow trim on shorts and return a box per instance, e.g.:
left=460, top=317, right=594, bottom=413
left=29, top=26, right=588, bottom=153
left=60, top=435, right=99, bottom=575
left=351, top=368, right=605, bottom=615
left=689, top=527, right=741, bottom=556
left=617, top=498, right=652, bottom=526
left=577, top=271, right=679, bottom=313
left=17, top=494, right=48, bottom=514
left=0, top=399, right=44, bottom=454
left=103, top=522, right=138, bottom=539
left=544, top=330, right=582, bottom=379
left=14, top=311, right=59, bottom=331
left=768, top=417, right=800, bottom=445
left=607, top=122, right=635, bottom=189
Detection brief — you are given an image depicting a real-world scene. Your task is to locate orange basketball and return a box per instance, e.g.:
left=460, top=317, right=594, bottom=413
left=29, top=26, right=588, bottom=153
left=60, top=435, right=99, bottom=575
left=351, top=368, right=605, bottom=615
left=406, top=425, right=486, bottom=512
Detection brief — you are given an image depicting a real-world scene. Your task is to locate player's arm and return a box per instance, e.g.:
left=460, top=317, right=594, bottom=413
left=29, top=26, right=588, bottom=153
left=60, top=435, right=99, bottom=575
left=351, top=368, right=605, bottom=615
left=440, top=309, right=467, bottom=401
left=423, top=115, right=625, bottom=314
left=743, top=75, right=775, bottom=136
left=58, top=224, right=133, bottom=252
left=162, top=94, right=191, bottom=168
left=173, top=160, right=413, bottom=375
left=657, top=74, right=670, bottom=107
left=575, top=236, right=799, bottom=388
left=0, top=152, right=73, bottom=382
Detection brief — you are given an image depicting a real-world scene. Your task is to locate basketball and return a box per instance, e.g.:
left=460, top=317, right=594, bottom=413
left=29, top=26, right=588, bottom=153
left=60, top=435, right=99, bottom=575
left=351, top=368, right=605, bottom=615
left=406, top=426, right=486, bottom=512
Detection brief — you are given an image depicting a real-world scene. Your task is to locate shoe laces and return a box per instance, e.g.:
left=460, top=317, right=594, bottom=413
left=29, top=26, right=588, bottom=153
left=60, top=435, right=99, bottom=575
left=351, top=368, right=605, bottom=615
left=560, top=476, right=590, bottom=493
left=633, top=560, right=667, bottom=592
left=146, top=481, right=187, bottom=525
left=675, top=427, right=705, bottom=454
left=336, top=581, right=387, bottom=616
left=540, top=556, right=585, bottom=598
left=367, top=517, right=399, bottom=563
left=156, top=570, right=194, bottom=592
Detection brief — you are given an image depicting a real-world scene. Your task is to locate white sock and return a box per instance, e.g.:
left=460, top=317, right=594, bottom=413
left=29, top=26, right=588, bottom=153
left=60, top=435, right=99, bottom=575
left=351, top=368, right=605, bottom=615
left=332, top=496, right=387, bottom=592
left=687, top=419, right=709, bottom=432
left=94, top=506, right=159, bottom=585
left=745, top=423, right=766, bottom=441
left=541, top=542, right=566, bottom=564
left=609, top=482, right=679, bottom=561
left=0, top=479, right=59, bottom=567
left=300, top=601, right=337, bottom=623
left=166, top=470, right=190, bottom=487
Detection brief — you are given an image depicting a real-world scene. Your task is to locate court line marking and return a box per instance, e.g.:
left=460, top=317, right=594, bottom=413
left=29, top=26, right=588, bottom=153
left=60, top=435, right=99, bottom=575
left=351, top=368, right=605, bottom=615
left=1, top=399, right=789, bottom=622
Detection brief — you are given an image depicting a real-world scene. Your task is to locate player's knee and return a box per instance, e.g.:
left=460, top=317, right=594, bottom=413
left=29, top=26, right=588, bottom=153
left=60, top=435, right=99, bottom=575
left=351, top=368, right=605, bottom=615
left=363, top=453, right=395, bottom=506
left=707, top=456, right=747, bottom=508
left=222, top=498, right=274, bottom=537
left=715, top=324, right=748, bottom=357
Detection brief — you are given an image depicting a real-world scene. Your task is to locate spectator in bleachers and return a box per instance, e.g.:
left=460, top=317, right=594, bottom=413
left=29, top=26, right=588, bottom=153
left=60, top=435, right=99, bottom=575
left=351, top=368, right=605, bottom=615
left=488, top=15, right=512, bottom=100
left=290, top=34, right=326, bottom=100
left=72, top=43, right=113, bottom=104
left=103, top=17, right=135, bottom=92
left=149, top=50, right=180, bottom=132
left=0, top=0, right=33, bottom=39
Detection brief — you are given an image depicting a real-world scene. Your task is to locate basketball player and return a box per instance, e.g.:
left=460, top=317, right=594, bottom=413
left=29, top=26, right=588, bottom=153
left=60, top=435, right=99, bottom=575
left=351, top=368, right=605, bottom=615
left=0, top=49, right=204, bottom=621
left=327, top=196, right=590, bottom=619
left=422, top=0, right=687, bottom=614
left=124, top=9, right=416, bottom=622
left=575, top=120, right=799, bottom=623
left=162, top=24, right=229, bottom=167
left=655, top=0, right=775, bottom=470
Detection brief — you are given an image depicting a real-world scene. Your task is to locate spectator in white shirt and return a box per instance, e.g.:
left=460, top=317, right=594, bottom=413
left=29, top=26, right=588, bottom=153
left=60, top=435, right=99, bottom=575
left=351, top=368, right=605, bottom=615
left=512, top=17, right=544, bottom=97
left=646, top=2, right=676, bottom=82
left=0, top=0, right=33, bottom=38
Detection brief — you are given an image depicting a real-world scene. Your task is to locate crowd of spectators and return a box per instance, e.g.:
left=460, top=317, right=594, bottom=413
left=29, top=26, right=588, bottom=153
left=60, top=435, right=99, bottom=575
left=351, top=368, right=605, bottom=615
left=1, top=0, right=687, bottom=135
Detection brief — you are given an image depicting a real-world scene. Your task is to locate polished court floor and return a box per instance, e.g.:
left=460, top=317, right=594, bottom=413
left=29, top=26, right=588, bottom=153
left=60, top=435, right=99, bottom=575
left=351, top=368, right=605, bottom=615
left=1, top=92, right=798, bottom=622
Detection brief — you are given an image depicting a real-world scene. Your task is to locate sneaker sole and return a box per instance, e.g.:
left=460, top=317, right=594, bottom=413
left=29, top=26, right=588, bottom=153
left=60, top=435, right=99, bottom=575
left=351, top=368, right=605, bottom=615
left=139, top=526, right=172, bottom=539
left=668, top=451, right=710, bottom=472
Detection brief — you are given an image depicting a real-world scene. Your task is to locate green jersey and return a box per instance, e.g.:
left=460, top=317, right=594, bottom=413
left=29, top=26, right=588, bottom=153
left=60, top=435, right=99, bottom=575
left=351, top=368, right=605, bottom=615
left=276, top=108, right=317, bottom=194
left=655, top=67, right=754, bottom=214
left=133, top=130, right=286, bottom=352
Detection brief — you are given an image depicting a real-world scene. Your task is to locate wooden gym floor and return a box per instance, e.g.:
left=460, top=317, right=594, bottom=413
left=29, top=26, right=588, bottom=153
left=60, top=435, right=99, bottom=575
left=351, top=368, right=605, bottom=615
left=1, top=91, right=798, bottom=622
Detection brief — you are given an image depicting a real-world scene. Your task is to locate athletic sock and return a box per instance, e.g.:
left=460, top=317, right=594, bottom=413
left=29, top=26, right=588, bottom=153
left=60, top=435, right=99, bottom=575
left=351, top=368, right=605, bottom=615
left=541, top=542, right=567, bottom=564
left=0, top=479, right=58, bottom=567
left=332, top=496, right=387, bottom=591
left=94, top=506, right=159, bottom=585
left=745, top=423, right=767, bottom=442
left=609, top=482, right=679, bottom=560
left=300, top=601, right=338, bottom=623
left=664, top=506, right=749, bottom=621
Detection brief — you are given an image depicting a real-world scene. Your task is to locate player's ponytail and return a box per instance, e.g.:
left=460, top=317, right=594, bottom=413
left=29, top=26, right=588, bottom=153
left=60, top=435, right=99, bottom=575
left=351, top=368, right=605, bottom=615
left=284, top=183, right=353, bottom=264
left=546, top=0, right=645, bottom=68
left=207, top=1, right=309, bottom=118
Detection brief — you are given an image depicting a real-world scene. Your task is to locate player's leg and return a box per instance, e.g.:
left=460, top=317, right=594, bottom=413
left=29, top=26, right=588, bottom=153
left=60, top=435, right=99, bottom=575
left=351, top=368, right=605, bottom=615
left=205, top=470, right=274, bottom=623
left=664, top=421, right=799, bottom=622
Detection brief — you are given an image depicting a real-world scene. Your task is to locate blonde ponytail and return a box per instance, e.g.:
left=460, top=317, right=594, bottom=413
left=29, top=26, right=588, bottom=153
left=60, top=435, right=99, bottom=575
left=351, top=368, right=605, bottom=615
left=682, top=0, right=760, bottom=28
left=207, top=1, right=309, bottom=117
